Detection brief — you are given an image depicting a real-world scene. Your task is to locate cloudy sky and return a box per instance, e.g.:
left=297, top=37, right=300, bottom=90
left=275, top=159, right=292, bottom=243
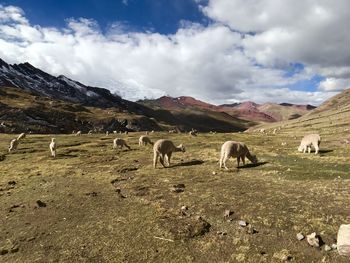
left=0, top=0, right=349, bottom=105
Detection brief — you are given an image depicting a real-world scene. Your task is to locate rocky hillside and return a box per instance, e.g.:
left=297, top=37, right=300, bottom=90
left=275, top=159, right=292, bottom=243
left=0, top=87, right=162, bottom=134
left=0, top=58, right=252, bottom=133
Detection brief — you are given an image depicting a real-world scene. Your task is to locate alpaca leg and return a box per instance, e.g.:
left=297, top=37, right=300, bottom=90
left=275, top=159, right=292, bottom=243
left=223, top=155, right=229, bottom=170
left=236, top=157, right=240, bottom=167
left=219, top=153, right=224, bottom=168
left=159, top=154, right=166, bottom=167
left=314, top=143, right=319, bottom=154
left=153, top=152, right=159, bottom=168
left=167, top=152, right=172, bottom=166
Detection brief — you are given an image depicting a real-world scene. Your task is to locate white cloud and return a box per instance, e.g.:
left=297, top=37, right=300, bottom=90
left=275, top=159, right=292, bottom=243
left=318, top=78, right=350, bottom=91
left=0, top=3, right=348, bottom=105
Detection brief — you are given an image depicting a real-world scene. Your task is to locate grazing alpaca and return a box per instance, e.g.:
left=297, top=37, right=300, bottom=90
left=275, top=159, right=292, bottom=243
left=49, top=138, right=56, bottom=158
left=139, top=136, right=153, bottom=146
left=298, top=134, right=321, bottom=154
left=113, top=138, right=131, bottom=150
left=153, top=139, right=185, bottom=168
left=8, top=138, right=19, bottom=153
left=219, top=141, right=257, bottom=169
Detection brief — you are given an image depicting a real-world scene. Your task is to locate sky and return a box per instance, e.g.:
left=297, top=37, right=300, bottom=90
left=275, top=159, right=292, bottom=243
left=0, top=0, right=349, bottom=105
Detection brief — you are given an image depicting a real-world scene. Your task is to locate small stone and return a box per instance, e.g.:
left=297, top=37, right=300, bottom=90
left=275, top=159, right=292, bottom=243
left=212, top=171, right=216, bottom=175
left=331, top=244, right=337, bottom=250
left=172, top=187, right=184, bottom=193
left=296, top=233, right=305, bottom=241
left=10, top=245, right=19, bottom=253
left=36, top=200, right=46, bottom=207
left=180, top=205, right=188, bottom=215
left=273, top=249, right=292, bottom=261
left=324, top=245, right=331, bottom=252
left=337, top=224, right=350, bottom=255
left=116, top=188, right=126, bottom=198
left=223, top=209, right=232, bottom=218
left=8, top=181, right=16, bottom=185
left=307, top=232, right=320, bottom=247
left=247, top=225, right=258, bottom=234
left=173, top=184, right=185, bottom=188
left=0, top=248, right=8, bottom=255
left=239, top=220, right=247, bottom=227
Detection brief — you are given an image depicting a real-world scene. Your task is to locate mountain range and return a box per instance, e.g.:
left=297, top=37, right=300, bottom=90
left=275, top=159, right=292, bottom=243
left=0, top=58, right=317, bottom=133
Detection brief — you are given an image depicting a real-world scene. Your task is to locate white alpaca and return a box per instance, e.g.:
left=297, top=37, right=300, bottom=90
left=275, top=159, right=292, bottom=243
left=49, top=138, right=56, bottom=158
left=189, top=130, right=197, bottom=136
left=75, top=131, right=82, bottom=136
left=153, top=139, right=185, bottom=168
left=113, top=138, right=131, bottom=150
left=17, top=132, right=26, bottom=140
left=8, top=138, right=19, bottom=153
left=219, top=141, right=257, bottom=169
left=298, top=134, right=321, bottom=154
left=139, top=136, right=153, bottom=146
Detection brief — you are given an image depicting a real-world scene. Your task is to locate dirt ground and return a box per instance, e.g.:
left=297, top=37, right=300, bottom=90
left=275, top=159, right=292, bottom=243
left=0, top=131, right=349, bottom=262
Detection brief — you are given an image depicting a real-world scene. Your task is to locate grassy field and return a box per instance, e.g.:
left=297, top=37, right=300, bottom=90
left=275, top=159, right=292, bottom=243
left=1, top=131, right=350, bottom=262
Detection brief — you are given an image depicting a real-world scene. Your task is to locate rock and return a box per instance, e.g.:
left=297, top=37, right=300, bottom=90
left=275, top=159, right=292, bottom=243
left=223, top=209, right=232, bottom=218
left=36, top=200, right=46, bottom=207
left=8, top=181, right=16, bottom=185
left=26, top=237, right=35, bottom=242
left=116, top=188, right=126, bottom=198
left=247, top=225, right=258, bottom=234
left=173, top=184, right=185, bottom=188
left=10, top=245, right=19, bottom=253
left=0, top=248, right=8, bottom=255
left=307, top=232, right=320, bottom=247
left=212, top=171, right=216, bottom=175
left=85, top=191, right=98, bottom=197
left=217, top=231, right=227, bottom=236
left=180, top=206, right=188, bottom=216
left=296, top=233, right=305, bottom=241
left=331, top=244, right=337, bottom=250
left=171, top=184, right=185, bottom=193
left=273, top=249, right=292, bottom=261
left=337, top=224, right=350, bottom=255
left=239, top=220, right=247, bottom=227
left=324, top=245, right=331, bottom=252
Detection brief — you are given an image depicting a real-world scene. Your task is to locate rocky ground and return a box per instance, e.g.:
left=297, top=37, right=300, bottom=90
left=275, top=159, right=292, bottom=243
left=0, top=131, right=349, bottom=262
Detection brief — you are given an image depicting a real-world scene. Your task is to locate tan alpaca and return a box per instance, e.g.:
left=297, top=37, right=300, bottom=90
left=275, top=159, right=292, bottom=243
left=153, top=139, right=185, bottom=168
left=113, top=138, right=131, bottom=150
left=17, top=132, right=26, bottom=140
left=139, top=136, right=153, bottom=146
left=219, top=141, right=257, bottom=169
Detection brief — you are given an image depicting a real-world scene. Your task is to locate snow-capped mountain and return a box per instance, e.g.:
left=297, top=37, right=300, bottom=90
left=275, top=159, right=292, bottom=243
left=0, top=58, right=125, bottom=108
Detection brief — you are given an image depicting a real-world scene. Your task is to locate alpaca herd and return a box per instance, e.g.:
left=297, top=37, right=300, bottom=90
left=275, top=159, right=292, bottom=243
left=6, top=130, right=321, bottom=169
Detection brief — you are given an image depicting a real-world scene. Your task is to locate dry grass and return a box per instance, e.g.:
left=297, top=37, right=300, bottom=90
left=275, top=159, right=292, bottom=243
left=0, top=131, right=350, bottom=262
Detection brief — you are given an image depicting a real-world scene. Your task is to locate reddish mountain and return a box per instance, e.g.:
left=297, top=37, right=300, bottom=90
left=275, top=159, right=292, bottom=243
left=140, top=96, right=315, bottom=123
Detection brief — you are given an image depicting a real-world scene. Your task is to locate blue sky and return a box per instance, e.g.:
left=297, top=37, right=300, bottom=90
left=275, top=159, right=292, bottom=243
left=2, top=0, right=208, bottom=34
left=0, top=0, right=348, bottom=105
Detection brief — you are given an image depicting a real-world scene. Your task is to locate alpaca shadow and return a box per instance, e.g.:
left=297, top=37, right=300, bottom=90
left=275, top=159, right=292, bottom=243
left=239, top=161, right=268, bottom=169
left=172, top=160, right=205, bottom=167
left=318, top=149, right=333, bottom=155
left=58, top=153, right=78, bottom=158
